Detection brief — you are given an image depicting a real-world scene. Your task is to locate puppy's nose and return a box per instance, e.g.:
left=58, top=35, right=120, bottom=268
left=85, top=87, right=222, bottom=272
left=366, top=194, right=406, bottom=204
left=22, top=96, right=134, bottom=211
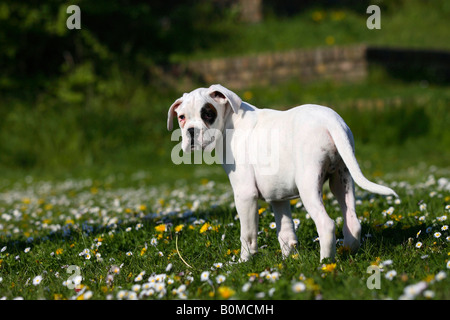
left=187, top=127, right=198, bottom=146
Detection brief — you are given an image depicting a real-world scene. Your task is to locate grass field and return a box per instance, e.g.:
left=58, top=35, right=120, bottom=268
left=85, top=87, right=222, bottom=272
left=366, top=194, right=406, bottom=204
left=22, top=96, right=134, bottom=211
left=0, top=0, right=449, bottom=302
left=0, top=161, right=448, bottom=300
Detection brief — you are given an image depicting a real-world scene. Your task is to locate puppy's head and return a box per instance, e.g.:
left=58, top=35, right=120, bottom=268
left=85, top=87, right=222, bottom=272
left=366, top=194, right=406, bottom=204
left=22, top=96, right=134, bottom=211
left=167, top=84, right=242, bottom=153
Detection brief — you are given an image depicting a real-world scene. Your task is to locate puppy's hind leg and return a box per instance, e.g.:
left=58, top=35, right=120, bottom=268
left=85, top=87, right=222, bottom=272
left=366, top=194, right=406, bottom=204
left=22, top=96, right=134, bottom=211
left=329, top=163, right=361, bottom=253
left=297, top=166, right=336, bottom=262
left=271, top=200, right=298, bottom=258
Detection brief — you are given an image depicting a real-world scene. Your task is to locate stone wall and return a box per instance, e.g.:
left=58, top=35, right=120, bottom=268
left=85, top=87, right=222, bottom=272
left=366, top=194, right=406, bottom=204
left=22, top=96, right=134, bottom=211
left=174, top=45, right=367, bottom=90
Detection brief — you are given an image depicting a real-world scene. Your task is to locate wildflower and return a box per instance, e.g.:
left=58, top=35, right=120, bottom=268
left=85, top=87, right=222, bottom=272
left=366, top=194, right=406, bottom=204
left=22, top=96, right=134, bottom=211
left=268, top=288, right=276, bottom=297
left=154, top=274, right=166, bottom=282
left=415, top=242, right=423, bottom=248
left=416, top=230, right=421, bottom=238
left=155, top=224, right=167, bottom=233
left=293, top=219, right=300, bottom=230
left=85, top=253, right=91, bottom=260
left=24, top=247, right=31, bottom=253
left=213, top=262, right=223, bottom=269
left=400, top=281, right=427, bottom=300
left=385, top=270, right=397, bottom=281
left=131, top=284, right=141, bottom=292
left=150, top=238, right=158, bottom=246
left=117, top=290, right=128, bottom=300
left=110, top=265, right=120, bottom=274
left=32, top=275, right=43, bottom=286
left=154, top=282, right=166, bottom=293
left=217, top=286, right=235, bottom=299
left=174, top=224, right=184, bottom=233
left=126, top=251, right=133, bottom=257
left=426, top=227, right=432, bottom=233
left=1, top=246, right=6, bottom=252
left=423, top=290, right=435, bottom=299
left=268, top=272, right=280, bottom=282
left=80, top=291, right=93, bottom=300
left=134, top=274, right=143, bottom=282
left=216, top=275, right=226, bottom=284
left=269, top=222, right=276, bottom=229
left=433, top=232, right=441, bottom=239
left=292, top=282, right=306, bottom=293
left=56, top=248, right=63, bottom=255
left=242, top=282, right=251, bottom=292
left=200, top=222, right=211, bottom=233
left=311, top=10, right=324, bottom=22
left=321, top=263, right=337, bottom=273
left=200, top=271, right=210, bottom=282
left=385, top=220, right=394, bottom=228
left=243, top=91, right=253, bottom=101
left=447, top=261, right=450, bottom=269
left=125, top=227, right=132, bottom=232
left=435, top=271, right=446, bottom=281
left=127, top=291, right=138, bottom=300
left=441, top=225, right=448, bottom=231
left=437, top=215, right=447, bottom=222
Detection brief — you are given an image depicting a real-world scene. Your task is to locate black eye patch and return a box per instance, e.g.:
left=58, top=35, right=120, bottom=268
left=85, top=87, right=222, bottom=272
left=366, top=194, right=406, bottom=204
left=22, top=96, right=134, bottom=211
left=201, top=103, right=217, bottom=125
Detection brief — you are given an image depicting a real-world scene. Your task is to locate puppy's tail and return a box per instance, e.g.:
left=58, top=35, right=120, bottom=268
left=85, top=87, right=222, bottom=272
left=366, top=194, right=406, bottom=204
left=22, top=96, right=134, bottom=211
left=328, top=121, right=398, bottom=198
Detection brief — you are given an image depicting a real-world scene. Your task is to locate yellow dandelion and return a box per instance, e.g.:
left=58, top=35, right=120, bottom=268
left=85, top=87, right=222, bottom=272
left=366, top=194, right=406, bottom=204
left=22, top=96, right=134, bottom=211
left=155, top=224, right=167, bottom=233
left=243, top=91, right=253, bottom=100
left=200, top=222, right=211, bottom=234
left=55, top=248, right=63, bottom=255
left=174, top=224, right=184, bottom=233
left=321, top=263, right=337, bottom=273
left=312, top=11, right=324, bottom=22
left=331, top=11, right=345, bottom=21
left=218, top=286, right=235, bottom=299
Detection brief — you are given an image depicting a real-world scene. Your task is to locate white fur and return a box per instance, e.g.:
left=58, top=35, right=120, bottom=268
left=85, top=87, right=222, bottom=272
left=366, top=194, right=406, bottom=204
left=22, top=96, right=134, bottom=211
left=168, top=84, right=398, bottom=262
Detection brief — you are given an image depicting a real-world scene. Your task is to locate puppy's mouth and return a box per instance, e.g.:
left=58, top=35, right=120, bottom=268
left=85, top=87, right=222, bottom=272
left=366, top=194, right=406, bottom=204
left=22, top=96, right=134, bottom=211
left=190, top=135, right=215, bottom=151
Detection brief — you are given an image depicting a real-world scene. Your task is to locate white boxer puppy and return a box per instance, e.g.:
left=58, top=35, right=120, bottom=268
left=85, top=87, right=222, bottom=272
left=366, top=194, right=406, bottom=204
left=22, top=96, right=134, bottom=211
left=167, top=84, right=397, bottom=262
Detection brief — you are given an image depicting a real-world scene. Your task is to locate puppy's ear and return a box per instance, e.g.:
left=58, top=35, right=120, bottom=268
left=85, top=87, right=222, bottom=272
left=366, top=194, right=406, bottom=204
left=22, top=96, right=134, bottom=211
left=208, top=84, right=242, bottom=114
left=167, top=95, right=185, bottom=131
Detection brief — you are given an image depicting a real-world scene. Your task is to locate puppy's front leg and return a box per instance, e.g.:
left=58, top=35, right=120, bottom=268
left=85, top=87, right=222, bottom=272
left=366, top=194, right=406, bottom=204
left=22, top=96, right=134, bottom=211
left=234, top=190, right=259, bottom=262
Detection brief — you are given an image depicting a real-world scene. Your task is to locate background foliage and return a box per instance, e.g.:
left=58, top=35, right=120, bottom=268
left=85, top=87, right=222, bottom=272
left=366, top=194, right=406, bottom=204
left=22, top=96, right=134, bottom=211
left=0, top=0, right=448, bottom=176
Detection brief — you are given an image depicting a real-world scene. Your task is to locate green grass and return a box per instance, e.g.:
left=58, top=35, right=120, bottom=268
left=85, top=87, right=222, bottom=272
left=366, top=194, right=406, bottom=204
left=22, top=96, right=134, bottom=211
left=0, top=163, right=448, bottom=300
left=171, top=0, right=450, bottom=63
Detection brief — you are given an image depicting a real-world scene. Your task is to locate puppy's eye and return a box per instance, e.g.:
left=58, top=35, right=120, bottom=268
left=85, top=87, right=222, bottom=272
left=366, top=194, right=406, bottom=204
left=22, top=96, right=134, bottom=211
left=178, top=115, right=185, bottom=120
left=201, top=104, right=217, bottom=125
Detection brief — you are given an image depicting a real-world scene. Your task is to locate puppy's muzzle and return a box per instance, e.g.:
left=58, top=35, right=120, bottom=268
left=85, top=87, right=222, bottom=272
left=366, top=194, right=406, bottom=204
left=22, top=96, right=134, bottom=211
left=187, top=127, right=200, bottom=149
